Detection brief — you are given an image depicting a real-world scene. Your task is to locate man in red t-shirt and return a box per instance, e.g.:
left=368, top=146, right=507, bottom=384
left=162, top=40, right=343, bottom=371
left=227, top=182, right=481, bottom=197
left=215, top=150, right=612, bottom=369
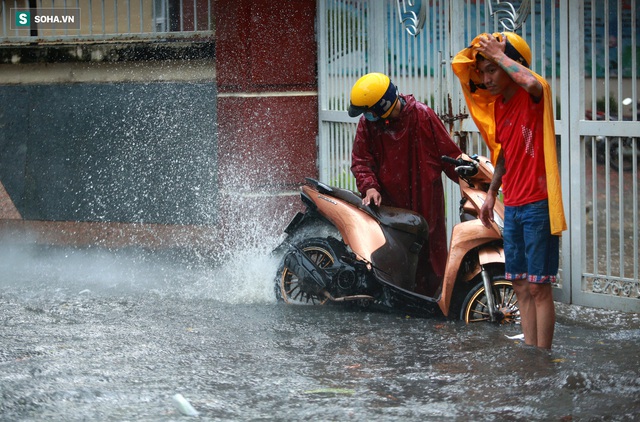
left=474, top=33, right=561, bottom=349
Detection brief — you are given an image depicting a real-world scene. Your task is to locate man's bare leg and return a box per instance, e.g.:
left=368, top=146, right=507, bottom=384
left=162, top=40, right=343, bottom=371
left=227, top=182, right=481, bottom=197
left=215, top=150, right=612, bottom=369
left=530, top=283, right=555, bottom=349
left=513, top=279, right=538, bottom=347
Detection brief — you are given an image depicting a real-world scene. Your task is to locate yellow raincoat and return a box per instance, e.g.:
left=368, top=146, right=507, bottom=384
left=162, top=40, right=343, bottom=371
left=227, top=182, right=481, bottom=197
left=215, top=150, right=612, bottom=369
left=451, top=34, right=567, bottom=236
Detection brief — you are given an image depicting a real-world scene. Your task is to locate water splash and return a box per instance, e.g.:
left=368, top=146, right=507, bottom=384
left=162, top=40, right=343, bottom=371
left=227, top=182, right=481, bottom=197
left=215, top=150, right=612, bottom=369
left=0, top=81, right=304, bottom=304
left=194, top=146, right=301, bottom=304
left=0, top=232, right=287, bottom=305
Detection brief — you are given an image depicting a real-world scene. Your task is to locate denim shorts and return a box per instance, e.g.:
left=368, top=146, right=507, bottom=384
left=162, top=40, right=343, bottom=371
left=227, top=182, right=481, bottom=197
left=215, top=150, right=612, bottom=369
left=503, top=199, right=560, bottom=284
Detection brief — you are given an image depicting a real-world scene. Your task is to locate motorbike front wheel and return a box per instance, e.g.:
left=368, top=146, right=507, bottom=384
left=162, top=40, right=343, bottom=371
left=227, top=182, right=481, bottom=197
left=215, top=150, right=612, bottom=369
left=275, top=239, right=337, bottom=305
left=461, top=279, right=519, bottom=324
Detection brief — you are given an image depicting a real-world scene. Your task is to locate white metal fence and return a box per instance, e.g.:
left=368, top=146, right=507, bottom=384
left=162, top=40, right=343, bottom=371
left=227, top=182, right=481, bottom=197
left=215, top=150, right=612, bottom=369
left=317, top=0, right=640, bottom=312
left=572, top=0, right=639, bottom=311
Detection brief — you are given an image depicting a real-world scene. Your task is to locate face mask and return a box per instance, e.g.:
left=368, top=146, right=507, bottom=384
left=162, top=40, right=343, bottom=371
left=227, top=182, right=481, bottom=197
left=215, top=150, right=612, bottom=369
left=364, top=111, right=379, bottom=121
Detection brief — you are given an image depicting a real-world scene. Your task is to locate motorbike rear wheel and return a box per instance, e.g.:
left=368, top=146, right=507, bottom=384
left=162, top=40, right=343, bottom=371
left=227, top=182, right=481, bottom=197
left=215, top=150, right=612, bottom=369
left=275, top=239, right=336, bottom=305
left=461, top=279, right=519, bottom=324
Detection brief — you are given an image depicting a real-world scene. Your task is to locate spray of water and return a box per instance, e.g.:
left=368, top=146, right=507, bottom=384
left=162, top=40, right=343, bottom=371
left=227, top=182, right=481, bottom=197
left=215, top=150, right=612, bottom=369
left=0, top=194, right=295, bottom=304
left=0, top=83, right=303, bottom=304
left=195, top=140, right=300, bottom=304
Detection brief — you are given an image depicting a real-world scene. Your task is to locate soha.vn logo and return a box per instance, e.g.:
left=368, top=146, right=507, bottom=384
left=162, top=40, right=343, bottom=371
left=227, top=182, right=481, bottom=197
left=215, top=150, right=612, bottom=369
left=12, top=9, right=80, bottom=29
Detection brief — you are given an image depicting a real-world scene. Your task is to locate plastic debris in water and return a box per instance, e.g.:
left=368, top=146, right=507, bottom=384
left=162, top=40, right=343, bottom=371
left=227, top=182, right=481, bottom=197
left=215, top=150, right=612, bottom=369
left=505, top=333, right=525, bottom=340
left=173, top=393, right=199, bottom=416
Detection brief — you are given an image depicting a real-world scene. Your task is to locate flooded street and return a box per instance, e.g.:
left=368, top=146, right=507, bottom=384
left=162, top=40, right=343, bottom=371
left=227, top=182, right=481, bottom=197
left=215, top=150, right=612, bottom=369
left=1, top=243, right=639, bottom=421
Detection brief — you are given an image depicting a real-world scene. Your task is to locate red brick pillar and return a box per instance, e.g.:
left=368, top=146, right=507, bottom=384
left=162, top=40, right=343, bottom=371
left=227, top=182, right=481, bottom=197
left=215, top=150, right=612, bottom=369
left=214, top=0, right=318, bottom=243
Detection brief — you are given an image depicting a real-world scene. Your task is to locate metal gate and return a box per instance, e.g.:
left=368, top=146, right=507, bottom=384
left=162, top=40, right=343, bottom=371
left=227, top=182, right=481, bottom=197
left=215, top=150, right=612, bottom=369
left=316, top=0, right=640, bottom=312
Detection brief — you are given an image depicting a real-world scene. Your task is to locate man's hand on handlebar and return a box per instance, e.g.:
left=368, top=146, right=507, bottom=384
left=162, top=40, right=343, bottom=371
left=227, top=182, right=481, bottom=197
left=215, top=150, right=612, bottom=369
left=363, top=188, right=382, bottom=207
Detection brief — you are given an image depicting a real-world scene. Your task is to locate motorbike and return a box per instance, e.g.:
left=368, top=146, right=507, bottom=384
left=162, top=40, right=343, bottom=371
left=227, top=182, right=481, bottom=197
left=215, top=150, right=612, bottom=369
left=273, top=154, right=519, bottom=323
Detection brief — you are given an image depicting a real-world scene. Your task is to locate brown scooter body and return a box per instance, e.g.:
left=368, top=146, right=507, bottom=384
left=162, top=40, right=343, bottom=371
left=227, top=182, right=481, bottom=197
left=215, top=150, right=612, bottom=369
left=275, top=154, right=516, bottom=322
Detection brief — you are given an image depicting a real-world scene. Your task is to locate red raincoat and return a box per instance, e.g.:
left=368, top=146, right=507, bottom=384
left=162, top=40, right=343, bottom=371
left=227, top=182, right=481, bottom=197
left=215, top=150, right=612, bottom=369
left=351, top=94, right=462, bottom=286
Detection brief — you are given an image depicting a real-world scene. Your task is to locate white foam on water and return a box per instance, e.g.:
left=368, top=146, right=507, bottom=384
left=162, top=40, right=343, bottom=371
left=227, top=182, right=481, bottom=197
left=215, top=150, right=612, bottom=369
left=0, top=236, right=286, bottom=305
left=190, top=247, right=282, bottom=304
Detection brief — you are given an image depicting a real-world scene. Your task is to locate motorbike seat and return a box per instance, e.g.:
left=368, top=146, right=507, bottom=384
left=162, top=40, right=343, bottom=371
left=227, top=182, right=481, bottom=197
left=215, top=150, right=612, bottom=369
left=324, top=185, right=429, bottom=239
left=369, top=205, right=429, bottom=240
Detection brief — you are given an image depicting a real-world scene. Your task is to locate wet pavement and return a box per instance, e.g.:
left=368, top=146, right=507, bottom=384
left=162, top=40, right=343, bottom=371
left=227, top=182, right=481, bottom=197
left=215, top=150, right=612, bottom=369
left=1, top=243, right=639, bottom=421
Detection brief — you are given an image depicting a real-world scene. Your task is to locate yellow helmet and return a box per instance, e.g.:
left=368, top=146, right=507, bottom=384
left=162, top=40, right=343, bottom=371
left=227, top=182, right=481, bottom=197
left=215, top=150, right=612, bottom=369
left=495, top=31, right=532, bottom=68
left=348, top=73, right=399, bottom=119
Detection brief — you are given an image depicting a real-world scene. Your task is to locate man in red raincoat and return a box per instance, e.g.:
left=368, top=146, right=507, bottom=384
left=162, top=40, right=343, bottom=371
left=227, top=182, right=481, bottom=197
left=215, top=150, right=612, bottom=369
left=348, top=73, right=462, bottom=295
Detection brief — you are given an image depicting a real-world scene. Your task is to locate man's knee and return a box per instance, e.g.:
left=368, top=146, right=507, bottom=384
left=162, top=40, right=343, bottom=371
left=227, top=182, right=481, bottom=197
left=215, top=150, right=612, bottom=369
left=529, top=283, right=553, bottom=301
left=511, top=279, right=529, bottom=293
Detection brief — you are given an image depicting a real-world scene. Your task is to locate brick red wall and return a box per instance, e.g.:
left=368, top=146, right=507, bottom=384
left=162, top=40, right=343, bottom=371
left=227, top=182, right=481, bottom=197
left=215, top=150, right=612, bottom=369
left=214, top=0, right=318, bottom=191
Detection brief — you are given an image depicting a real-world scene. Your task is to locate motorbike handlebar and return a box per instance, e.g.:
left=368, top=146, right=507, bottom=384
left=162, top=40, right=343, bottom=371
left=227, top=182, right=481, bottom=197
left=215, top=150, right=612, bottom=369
left=441, top=155, right=468, bottom=167
left=441, top=155, right=478, bottom=177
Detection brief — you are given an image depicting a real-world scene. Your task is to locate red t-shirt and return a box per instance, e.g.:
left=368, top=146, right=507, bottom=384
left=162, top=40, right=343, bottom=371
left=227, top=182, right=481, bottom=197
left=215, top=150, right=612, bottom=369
left=495, top=87, right=548, bottom=206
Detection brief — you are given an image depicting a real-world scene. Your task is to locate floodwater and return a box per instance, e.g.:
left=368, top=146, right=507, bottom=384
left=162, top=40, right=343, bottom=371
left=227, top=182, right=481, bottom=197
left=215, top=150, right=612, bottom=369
left=1, top=242, right=639, bottom=422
